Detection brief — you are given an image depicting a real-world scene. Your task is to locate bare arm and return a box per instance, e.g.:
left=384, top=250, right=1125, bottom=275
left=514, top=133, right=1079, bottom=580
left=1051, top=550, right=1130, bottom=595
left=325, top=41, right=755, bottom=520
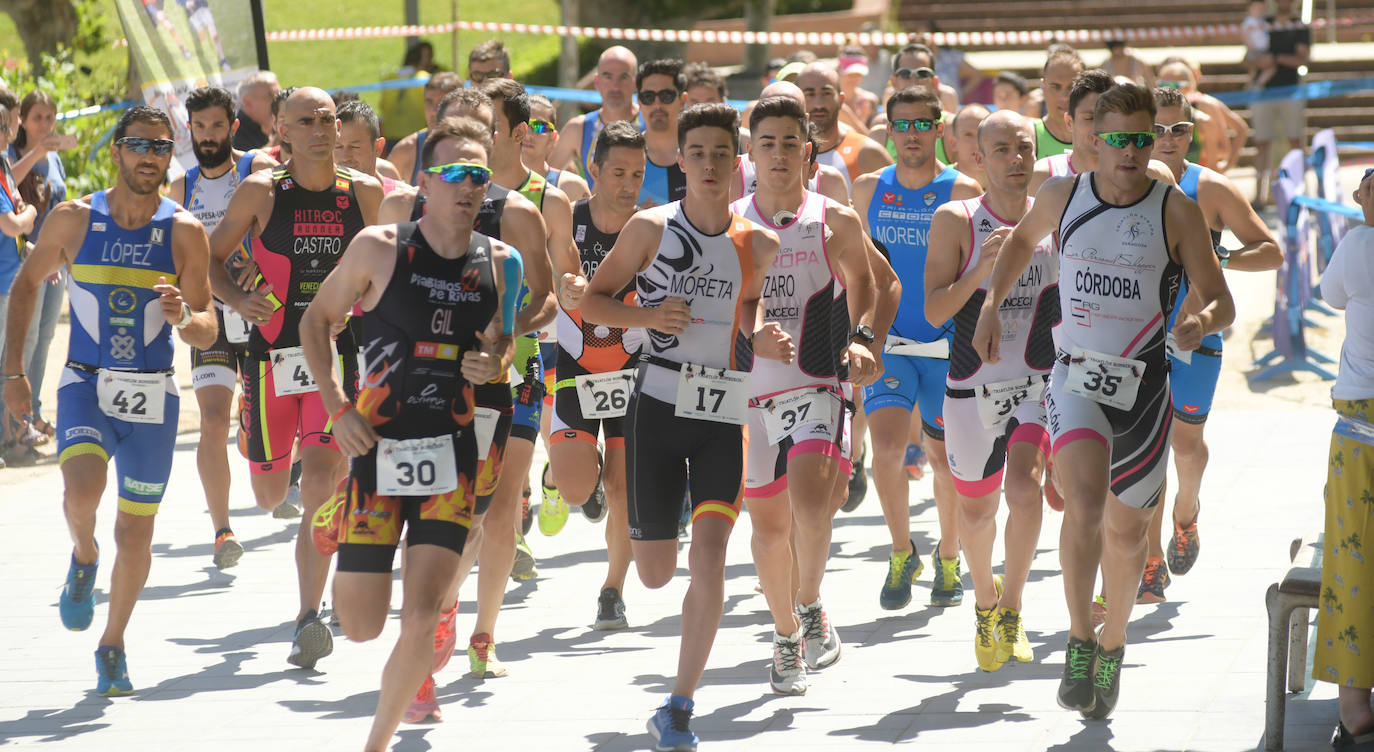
left=826, top=206, right=879, bottom=383
left=541, top=185, right=584, bottom=308
left=0, top=201, right=36, bottom=237
left=502, top=196, right=555, bottom=335
left=924, top=203, right=984, bottom=325
left=816, top=165, right=851, bottom=204
left=1168, top=190, right=1235, bottom=350
left=377, top=185, right=419, bottom=225
left=8, top=144, right=47, bottom=185
left=857, top=138, right=895, bottom=175
left=866, top=234, right=901, bottom=348
left=250, top=152, right=280, bottom=172
left=388, top=132, right=418, bottom=184
left=1207, top=171, right=1281, bottom=272
left=351, top=172, right=384, bottom=225
left=165, top=211, right=219, bottom=349
left=582, top=211, right=684, bottom=332
left=2, top=201, right=83, bottom=377
left=547, top=116, right=585, bottom=176
left=554, top=171, right=590, bottom=203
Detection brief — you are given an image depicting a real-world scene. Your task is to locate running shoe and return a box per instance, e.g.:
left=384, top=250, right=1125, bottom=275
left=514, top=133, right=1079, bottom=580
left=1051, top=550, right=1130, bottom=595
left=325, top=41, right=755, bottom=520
left=511, top=534, right=537, bottom=581
left=212, top=530, right=244, bottom=570
left=930, top=543, right=964, bottom=607
left=647, top=695, right=698, bottom=752
left=1091, top=595, right=1108, bottom=628
left=769, top=629, right=807, bottom=694
left=1056, top=635, right=1098, bottom=713
left=520, top=486, right=533, bottom=536
left=879, top=539, right=924, bottom=610
left=996, top=607, right=1034, bottom=664
left=1167, top=502, right=1201, bottom=575
left=1136, top=556, right=1170, bottom=604
left=433, top=602, right=458, bottom=672
left=974, top=604, right=1002, bottom=672
left=581, top=480, right=608, bottom=523
left=1083, top=642, right=1125, bottom=720
left=59, top=549, right=98, bottom=631
left=537, top=462, right=569, bottom=536
left=95, top=645, right=133, bottom=696
left=287, top=610, right=333, bottom=669
left=594, top=587, right=628, bottom=630
left=403, top=674, right=442, bottom=723
left=904, top=443, right=926, bottom=480
left=467, top=632, right=508, bottom=678
left=311, top=491, right=347, bottom=556
left=273, top=482, right=303, bottom=519
left=797, top=598, right=841, bottom=670
left=841, top=449, right=867, bottom=513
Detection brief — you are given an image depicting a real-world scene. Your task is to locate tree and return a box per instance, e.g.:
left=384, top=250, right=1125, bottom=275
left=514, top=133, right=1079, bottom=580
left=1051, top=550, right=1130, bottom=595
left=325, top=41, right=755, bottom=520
left=1, top=0, right=79, bottom=74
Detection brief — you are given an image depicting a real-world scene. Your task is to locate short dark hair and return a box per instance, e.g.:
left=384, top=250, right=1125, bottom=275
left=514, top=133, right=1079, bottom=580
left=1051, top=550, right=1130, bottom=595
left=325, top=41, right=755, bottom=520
left=1152, top=85, right=1193, bottom=121
left=469, top=39, right=510, bottom=71
left=1093, top=82, right=1156, bottom=123
left=894, top=43, right=935, bottom=72
left=424, top=72, right=464, bottom=93
left=748, top=95, right=807, bottom=136
left=994, top=71, right=1028, bottom=96
left=806, top=121, right=821, bottom=166
left=682, top=62, right=726, bottom=102
left=332, top=90, right=361, bottom=106
left=479, top=77, right=529, bottom=131
left=421, top=116, right=493, bottom=169
left=637, top=59, right=686, bottom=93
left=677, top=103, right=739, bottom=153
left=114, top=104, right=173, bottom=141
left=528, top=93, right=556, bottom=124
left=886, top=85, right=941, bottom=121
left=271, top=86, right=298, bottom=118
left=437, top=87, right=494, bottom=125
left=337, top=99, right=381, bottom=141
left=0, top=88, right=18, bottom=112
left=1044, top=44, right=1084, bottom=75
left=1068, top=69, right=1115, bottom=119
left=185, top=85, right=236, bottom=122
left=592, top=120, right=645, bottom=167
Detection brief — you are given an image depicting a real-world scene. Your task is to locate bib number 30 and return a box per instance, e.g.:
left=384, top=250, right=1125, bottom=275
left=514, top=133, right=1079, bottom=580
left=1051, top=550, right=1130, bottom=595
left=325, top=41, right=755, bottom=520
left=96, top=370, right=167, bottom=425
left=1064, top=347, right=1145, bottom=411
left=674, top=365, right=748, bottom=425
left=377, top=435, right=458, bottom=495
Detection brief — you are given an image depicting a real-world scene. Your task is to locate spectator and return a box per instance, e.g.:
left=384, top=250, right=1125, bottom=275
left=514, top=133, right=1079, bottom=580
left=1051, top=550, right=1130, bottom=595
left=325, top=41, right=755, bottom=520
left=1099, top=38, right=1155, bottom=87
left=838, top=45, right=880, bottom=127
left=0, top=98, right=38, bottom=467
left=992, top=71, right=1030, bottom=115
left=8, top=89, right=69, bottom=447
left=1241, top=1, right=1277, bottom=90
left=233, top=70, right=279, bottom=151
left=1251, top=0, right=1310, bottom=205
left=1157, top=56, right=1249, bottom=174
left=763, top=57, right=788, bottom=91
left=379, top=42, right=437, bottom=145
left=1314, top=170, right=1374, bottom=750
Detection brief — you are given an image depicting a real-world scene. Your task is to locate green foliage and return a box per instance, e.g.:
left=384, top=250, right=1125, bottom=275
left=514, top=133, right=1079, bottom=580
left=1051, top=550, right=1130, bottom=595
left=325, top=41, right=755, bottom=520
left=70, top=0, right=114, bottom=56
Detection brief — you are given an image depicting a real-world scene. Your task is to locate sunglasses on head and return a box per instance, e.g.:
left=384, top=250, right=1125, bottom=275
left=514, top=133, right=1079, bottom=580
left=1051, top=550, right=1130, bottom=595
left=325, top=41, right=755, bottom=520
left=638, top=89, right=679, bottom=105
left=894, top=67, right=935, bottom=80
left=1152, top=122, right=1194, bottom=138
left=529, top=118, right=555, bottom=135
left=889, top=118, right=936, bottom=133
left=1097, top=131, right=1156, bottom=149
left=116, top=136, right=175, bottom=156
left=423, top=162, right=492, bottom=186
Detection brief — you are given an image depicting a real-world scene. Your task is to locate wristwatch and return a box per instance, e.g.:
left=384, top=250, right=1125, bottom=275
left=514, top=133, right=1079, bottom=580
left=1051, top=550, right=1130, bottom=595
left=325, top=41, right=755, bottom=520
left=850, top=324, right=875, bottom=345
left=1214, top=244, right=1231, bottom=269
left=174, top=302, right=194, bottom=329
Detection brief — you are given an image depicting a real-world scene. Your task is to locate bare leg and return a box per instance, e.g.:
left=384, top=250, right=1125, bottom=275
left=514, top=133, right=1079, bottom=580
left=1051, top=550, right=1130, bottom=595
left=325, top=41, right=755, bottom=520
left=194, top=385, right=235, bottom=534
left=295, top=445, right=346, bottom=621
left=97, top=512, right=156, bottom=650
left=1054, top=439, right=1110, bottom=643
left=472, top=437, right=534, bottom=639
left=999, top=442, right=1046, bottom=611
left=924, top=433, right=959, bottom=559
left=868, top=405, right=914, bottom=554
left=671, top=516, right=735, bottom=698
left=1099, top=498, right=1154, bottom=651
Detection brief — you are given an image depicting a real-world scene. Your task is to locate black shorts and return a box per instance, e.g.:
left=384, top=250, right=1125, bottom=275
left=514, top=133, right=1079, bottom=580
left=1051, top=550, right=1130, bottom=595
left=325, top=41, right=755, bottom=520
left=551, top=351, right=628, bottom=450
left=190, top=307, right=247, bottom=391
left=624, top=389, right=745, bottom=541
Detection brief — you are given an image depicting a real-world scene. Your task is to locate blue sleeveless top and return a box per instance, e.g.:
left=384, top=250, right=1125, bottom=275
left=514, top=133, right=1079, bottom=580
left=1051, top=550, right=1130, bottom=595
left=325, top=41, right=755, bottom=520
left=67, top=190, right=180, bottom=371
left=1169, top=162, right=1223, bottom=351
left=182, top=151, right=256, bottom=206
left=867, top=164, right=960, bottom=344
left=579, top=109, right=646, bottom=191
left=409, top=130, right=429, bottom=185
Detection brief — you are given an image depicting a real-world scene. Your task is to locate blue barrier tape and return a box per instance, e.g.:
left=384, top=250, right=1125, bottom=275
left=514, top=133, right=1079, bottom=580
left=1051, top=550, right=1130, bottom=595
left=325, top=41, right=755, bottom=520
left=1292, top=194, right=1363, bottom=219
left=1338, top=141, right=1374, bottom=151
left=1213, top=76, right=1374, bottom=106
left=57, top=99, right=138, bottom=121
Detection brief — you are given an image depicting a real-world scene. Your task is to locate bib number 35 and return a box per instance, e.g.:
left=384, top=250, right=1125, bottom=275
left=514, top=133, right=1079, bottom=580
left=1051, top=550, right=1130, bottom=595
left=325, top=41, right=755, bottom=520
left=1064, top=347, right=1146, bottom=411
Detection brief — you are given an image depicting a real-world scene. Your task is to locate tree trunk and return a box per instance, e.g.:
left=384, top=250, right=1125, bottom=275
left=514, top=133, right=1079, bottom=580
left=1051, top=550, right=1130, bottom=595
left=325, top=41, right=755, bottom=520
left=0, top=0, right=78, bottom=73
left=743, top=0, right=776, bottom=78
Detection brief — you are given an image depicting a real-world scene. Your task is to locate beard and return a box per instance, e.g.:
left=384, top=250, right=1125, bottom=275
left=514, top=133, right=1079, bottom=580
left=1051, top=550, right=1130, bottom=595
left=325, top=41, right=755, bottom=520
left=193, top=137, right=232, bottom=169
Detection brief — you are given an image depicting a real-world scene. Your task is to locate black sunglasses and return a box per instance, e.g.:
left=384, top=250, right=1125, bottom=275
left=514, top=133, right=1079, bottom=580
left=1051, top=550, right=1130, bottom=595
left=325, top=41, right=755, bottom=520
left=894, top=67, right=935, bottom=80
left=116, top=136, right=175, bottom=156
left=638, top=89, right=680, bottom=105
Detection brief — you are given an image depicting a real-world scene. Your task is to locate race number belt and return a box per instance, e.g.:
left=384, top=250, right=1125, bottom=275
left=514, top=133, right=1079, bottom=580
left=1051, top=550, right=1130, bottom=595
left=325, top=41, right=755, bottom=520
left=884, top=336, right=950, bottom=359
left=377, top=434, right=459, bottom=495
left=1063, top=347, right=1146, bottom=410
left=754, top=386, right=837, bottom=444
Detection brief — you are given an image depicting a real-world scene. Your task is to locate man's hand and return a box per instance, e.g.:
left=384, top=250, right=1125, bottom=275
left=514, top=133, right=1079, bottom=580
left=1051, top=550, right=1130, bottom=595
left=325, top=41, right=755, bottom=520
left=973, top=227, right=1010, bottom=279
left=1170, top=312, right=1204, bottom=352
left=843, top=342, right=879, bottom=386
left=752, top=321, right=795, bottom=364
left=971, top=300, right=1003, bottom=364
left=461, top=330, right=506, bottom=384
left=233, top=283, right=276, bottom=324
left=332, top=407, right=381, bottom=458
left=560, top=272, right=588, bottom=309
left=652, top=297, right=692, bottom=336
left=3, top=375, right=32, bottom=423
left=153, top=276, right=189, bottom=326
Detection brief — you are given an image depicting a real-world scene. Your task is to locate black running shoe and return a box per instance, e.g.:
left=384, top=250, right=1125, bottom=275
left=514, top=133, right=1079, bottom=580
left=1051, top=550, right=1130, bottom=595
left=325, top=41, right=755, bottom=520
left=582, top=481, right=608, bottom=523
left=841, top=451, right=867, bottom=513
left=1056, top=636, right=1097, bottom=713
left=1083, top=643, right=1125, bottom=720
left=594, top=587, right=628, bottom=630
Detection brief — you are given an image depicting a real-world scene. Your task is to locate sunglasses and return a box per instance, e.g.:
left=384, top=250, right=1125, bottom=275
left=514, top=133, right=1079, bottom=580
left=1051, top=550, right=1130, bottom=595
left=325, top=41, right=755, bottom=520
left=1158, top=80, right=1183, bottom=90
left=469, top=69, right=507, bottom=84
left=638, top=89, right=680, bottom=105
left=894, top=67, right=935, bottom=80
left=1097, top=131, right=1156, bottom=149
left=116, top=136, right=175, bottom=156
left=890, top=118, right=936, bottom=133
left=529, top=118, right=556, bottom=135
left=423, top=162, right=492, bottom=186
left=1152, top=122, right=1194, bottom=138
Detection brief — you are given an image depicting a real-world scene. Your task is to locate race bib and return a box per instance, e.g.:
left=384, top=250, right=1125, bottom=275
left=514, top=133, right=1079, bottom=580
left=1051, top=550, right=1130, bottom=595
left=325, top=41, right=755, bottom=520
left=758, top=389, right=833, bottom=444
left=223, top=307, right=252, bottom=345
left=885, top=336, right=950, bottom=359
left=575, top=369, right=635, bottom=419
left=1165, top=332, right=1192, bottom=364
left=674, top=364, right=749, bottom=425
left=474, top=407, right=499, bottom=461
left=271, top=346, right=319, bottom=396
left=1065, top=347, right=1145, bottom=410
left=376, top=434, right=458, bottom=495
left=96, top=370, right=167, bottom=425
left=975, top=376, right=1047, bottom=430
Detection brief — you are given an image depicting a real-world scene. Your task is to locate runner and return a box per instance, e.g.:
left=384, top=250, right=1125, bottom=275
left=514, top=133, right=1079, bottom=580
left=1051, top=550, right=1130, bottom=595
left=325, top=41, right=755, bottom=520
left=208, top=87, right=383, bottom=670
left=581, top=102, right=779, bottom=751
left=853, top=84, right=981, bottom=611
left=796, top=62, right=892, bottom=188
left=175, top=0, right=231, bottom=71
left=732, top=83, right=850, bottom=203
left=733, top=95, right=878, bottom=694
left=336, top=100, right=406, bottom=193
left=547, top=119, right=645, bottom=629
left=972, top=83, right=1234, bottom=718
left=1137, top=85, right=1280, bottom=602
left=2, top=105, right=217, bottom=694
left=467, top=38, right=512, bottom=86
left=637, top=59, right=690, bottom=208
left=1033, top=45, right=1084, bottom=161
left=547, top=45, right=643, bottom=189
left=387, top=72, right=465, bottom=186
left=944, top=104, right=990, bottom=188
left=167, top=85, right=276, bottom=570
left=522, top=94, right=590, bottom=202
left=869, top=44, right=955, bottom=165
left=923, top=109, right=1057, bottom=672
left=304, top=116, right=520, bottom=745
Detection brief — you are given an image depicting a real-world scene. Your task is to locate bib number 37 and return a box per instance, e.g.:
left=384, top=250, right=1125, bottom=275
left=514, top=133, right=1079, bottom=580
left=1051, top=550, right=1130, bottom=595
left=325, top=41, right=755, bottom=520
left=1064, top=347, right=1146, bottom=411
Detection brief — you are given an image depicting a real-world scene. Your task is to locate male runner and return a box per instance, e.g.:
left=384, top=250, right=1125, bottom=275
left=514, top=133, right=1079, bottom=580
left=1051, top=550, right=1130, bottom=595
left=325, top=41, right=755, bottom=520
left=973, top=83, right=1234, bottom=718
left=168, top=85, right=276, bottom=570
left=734, top=95, right=878, bottom=695
left=1135, top=85, right=1279, bottom=601
left=923, top=110, right=1057, bottom=672
left=547, top=120, right=646, bottom=629
left=636, top=59, right=689, bottom=208
left=175, top=0, right=231, bottom=71
left=944, top=104, right=990, bottom=188
left=2, top=105, right=217, bottom=694
left=796, top=62, right=892, bottom=188
left=336, top=100, right=406, bottom=194
left=853, top=85, right=982, bottom=611
left=467, top=38, right=512, bottom=86
left=1033, top=45, right=1085, bottom=160
left=581, top=102, right=779, bottom=751
left=732, top=82, right=851, bottom=203
left=305, top=116, right=519, bottom=745
left=869, top=44, right=955, bottom=165
left=209, top=87, right=383, bottom=669
left=547, top=46, right=642, bottom=189
left=388, top=72, right=465, bottom=185
left=523, top=94, right=590, bottom=202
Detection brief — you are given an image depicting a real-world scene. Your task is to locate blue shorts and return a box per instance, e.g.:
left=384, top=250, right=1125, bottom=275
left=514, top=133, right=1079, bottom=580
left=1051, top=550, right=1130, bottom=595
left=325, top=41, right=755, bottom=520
left=510, top=338, right=545, bottom=443
left=860, top=354, right=950, bottom=440
left=56, top=371, right=180, bottom=517
left=1168, top=344, right=1222, bottom=425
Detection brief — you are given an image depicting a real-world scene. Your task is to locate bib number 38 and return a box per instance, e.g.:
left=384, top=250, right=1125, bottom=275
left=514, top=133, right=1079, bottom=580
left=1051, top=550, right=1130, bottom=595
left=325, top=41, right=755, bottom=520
left=1064, top=347, right=1146, bottom=411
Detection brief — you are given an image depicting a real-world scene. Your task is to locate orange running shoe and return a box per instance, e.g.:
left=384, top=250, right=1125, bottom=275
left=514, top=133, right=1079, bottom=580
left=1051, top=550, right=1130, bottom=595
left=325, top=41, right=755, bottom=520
left=311, top=491, right=347, bottom=556
left=433, top=602, right=458, bottom=673
left=403, top=675, right=442, bottom=723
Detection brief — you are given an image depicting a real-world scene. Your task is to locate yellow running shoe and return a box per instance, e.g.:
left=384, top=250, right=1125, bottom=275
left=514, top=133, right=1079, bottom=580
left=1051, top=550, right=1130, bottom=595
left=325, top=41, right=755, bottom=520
left=995, top=607, right=1034, bottom=664
left=974, top=605, right=1003, bottom=672
left=537, top=462, right=569, bottom=536
left=468, top=632, right=509, bottom=678
left=311, top=489, right=348, bottom=556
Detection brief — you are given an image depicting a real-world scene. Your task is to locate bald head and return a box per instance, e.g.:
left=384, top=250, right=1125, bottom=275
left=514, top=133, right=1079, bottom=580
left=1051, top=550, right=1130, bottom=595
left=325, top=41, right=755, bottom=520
left=952, top=104, right=991, bottom=133
left=977, top=109, right=1033, bottom=150
left=284, top=86, right=335, bottom=118
left=795, top=62, right=840, bottom=91
left=759, top=81, right=804, bottom=105
left=600, top=45, right=638, bottom=72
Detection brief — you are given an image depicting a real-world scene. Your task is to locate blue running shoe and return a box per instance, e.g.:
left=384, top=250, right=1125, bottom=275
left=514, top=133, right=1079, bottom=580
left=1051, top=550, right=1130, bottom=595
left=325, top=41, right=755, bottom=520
left=60, top=549, right=98, bottom=631
left=647, top=695, right=698, bottom=752
left=904, top=444, right=926, bottom=480
left=879, top=538, right=925, bottom=610
left=95, top=645, right=133, bottom=696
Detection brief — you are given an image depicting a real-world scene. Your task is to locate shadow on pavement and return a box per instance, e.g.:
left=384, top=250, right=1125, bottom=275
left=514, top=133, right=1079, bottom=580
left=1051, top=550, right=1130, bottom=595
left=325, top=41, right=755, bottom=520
left=0, top=695, right=112, bottom=744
